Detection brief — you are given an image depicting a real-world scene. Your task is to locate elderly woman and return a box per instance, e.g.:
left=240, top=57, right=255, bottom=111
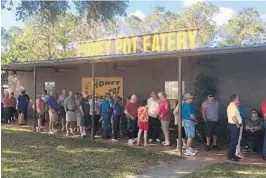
left=147, top=91, right=160, bottom=143
left=242, top=109, right=264, bottom=153
left=158, top=92, right=171, bottom=146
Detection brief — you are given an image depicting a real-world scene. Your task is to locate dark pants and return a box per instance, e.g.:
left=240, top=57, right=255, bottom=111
left=10, top=107, right=16, bottom=121
left=227, top=124, right=240, bottom=159
left=148, top=116, right=161, bottom=140
left=91, top=115, right=101, bottom=134
left=103, top=112, right=111, bottom=139
left=243, top=129, right=264, bottom=150
left=112, top=115, right=121, bottom=139
left=4, top=107, right=12, bottom=124
left=120, top=116, right=127, bottom=136
left=1, top=103, right=3, bottom=122
left=127, top=118, right=137, bottom=139
left=24, top=106, right=28, bottom=121
left=59, top=107, right=66, bottom=128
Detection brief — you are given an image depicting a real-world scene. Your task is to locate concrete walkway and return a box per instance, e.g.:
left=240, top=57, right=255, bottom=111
left=127, top=156, right=213, bottom=178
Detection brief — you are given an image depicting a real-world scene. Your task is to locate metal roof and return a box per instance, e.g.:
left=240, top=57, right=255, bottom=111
left=2, top=43, right=266, bottom=70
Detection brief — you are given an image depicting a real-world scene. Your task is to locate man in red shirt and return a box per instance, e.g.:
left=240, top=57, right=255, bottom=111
left=125, top=95, right=138, bottom=143
left=262, top=98, right=266, bottom=160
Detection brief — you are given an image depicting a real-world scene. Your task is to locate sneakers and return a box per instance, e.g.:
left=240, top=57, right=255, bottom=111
left=184, top=148, right=196, bottom=156
left=149, top=139, right=153, bottom=143
left=156, top=139, right=160, bottom=142
left=48, top=131, right=54, bottom=135
left=163, top=141, right=170, bottom=146
left=128, top=139, right=135, bottom=145
left=112, top=139, right=118, bottom=142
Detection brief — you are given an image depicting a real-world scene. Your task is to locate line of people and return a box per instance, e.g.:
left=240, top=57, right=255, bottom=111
left=2, top=87, right=266, bottom=160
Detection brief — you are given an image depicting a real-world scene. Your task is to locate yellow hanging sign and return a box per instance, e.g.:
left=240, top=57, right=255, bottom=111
left=81, top=77, right=123, bottom=99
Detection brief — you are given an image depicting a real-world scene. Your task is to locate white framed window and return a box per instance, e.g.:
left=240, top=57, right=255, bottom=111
left=44, top=81, right=55, bottom=94
left=165, top=81, right=185, bottom=99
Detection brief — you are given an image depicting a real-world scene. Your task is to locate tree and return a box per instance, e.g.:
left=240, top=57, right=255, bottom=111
left=125, top=6, right=180, bottom=36
left=2, top=1, right=129, bottom=23
left=221, top=8, right=266, bottom=46
left=174, top=2, right=220, bottom=47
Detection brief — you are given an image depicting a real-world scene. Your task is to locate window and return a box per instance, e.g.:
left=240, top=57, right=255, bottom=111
left=44, top=81, right=55, bottom=94
left=165, top=81, right=185, bottom=99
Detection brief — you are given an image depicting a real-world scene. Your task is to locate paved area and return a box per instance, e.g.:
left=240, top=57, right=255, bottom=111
left=127, top=157, right=213, bottom=178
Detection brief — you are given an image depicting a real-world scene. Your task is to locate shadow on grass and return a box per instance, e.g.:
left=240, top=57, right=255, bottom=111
left=183, top=163, right=266, bottom=178
left=1, top=127, right=178, bottom=178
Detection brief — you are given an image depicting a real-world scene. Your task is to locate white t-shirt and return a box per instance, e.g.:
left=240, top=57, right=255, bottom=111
left=147, top=98, right=160, bottom=118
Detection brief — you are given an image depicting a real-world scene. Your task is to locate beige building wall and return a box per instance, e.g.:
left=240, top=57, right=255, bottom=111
left=8, top=51, right=266, bottom=119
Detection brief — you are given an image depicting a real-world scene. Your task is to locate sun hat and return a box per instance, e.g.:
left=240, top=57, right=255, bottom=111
left=183, top=93, right=195, bottom=100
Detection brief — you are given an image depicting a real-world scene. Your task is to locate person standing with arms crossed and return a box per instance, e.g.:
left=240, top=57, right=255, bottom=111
left=64, top=91, right=77, bottom=136
left=201, top=92, right=220, bottom=151
left=227, top=94, right=242, bottom=162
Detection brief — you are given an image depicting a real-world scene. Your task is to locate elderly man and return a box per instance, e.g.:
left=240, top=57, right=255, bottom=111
left=57, top=89, right=67, bottom=131
left=125, top=95, right=138, bottom=143
left=64, top=91, right=77, bottom=136
left=182, top=93, right=198, bottom=156
left=227, top=94, right=242, bottom=162
left=201, top=92, right=219, bottom=151
left=47, top=91, right=60, bottom=134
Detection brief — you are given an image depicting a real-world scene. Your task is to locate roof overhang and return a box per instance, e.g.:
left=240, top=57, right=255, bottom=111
left=2, top=44, right=266, bottom=70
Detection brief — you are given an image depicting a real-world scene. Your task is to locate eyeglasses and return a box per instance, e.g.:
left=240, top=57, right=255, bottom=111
left=208, top=95, right=214, bottom=97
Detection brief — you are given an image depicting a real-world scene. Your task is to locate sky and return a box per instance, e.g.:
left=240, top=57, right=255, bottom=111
left=1, top=0, right=266, bottom=29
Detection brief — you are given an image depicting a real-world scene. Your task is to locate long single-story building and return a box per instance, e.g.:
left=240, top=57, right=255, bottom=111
left=2, top=44, right=266, bottom=119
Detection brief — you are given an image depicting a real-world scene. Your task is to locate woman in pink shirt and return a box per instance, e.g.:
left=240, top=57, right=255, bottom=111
left=3, top=92, right=11, bottom=124
left=158, top=91, right=171, bottom=146
left=35, top=93, right=46, bottom=131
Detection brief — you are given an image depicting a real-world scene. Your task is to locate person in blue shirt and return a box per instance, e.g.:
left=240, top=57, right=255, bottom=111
left=17, top=90, right=28, bottom=125
left=182, top=93, right=198, bottom=156
left=101, top=93, right=111, bottom=139
left=112, top=94, right=123, bottom=140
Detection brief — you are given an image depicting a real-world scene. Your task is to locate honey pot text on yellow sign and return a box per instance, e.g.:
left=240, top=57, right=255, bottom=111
left=77, top=29, right=198, bottom=57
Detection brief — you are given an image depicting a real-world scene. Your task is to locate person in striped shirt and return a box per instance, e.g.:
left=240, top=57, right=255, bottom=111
left=242, top=109, right=264, bottom=153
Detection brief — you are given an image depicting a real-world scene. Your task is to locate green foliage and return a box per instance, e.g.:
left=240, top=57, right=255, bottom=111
left=2, top=0, right=129, bottom=23
left=2, top=127, right=177, bottom=178
left=174, top=2, right=220, bottom=47
left=221, top=8, right=266, bottom=45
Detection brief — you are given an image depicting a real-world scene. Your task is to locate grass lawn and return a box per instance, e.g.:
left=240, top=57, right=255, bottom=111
left=183, top=163, right=266, bottom=178
left=1, top=127, right=178, bottom=178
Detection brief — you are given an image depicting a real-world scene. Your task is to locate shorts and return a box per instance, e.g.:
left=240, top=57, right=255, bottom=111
left=49, top=109, right=58, bottom=122
left=206, top=121, right=219, bottom=137
left=176, top=126, right=186, bottom=139
left=80, top=114, right=90, bottom=127
left=18, top=108, right=27, bottom=115
left=37, top=112, right=45, bottom=120
left=66, top=111, right=76, bottom=122
left=138, top=121, right=148, bottom=131
left=183, top=120, right=195, bottom=138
